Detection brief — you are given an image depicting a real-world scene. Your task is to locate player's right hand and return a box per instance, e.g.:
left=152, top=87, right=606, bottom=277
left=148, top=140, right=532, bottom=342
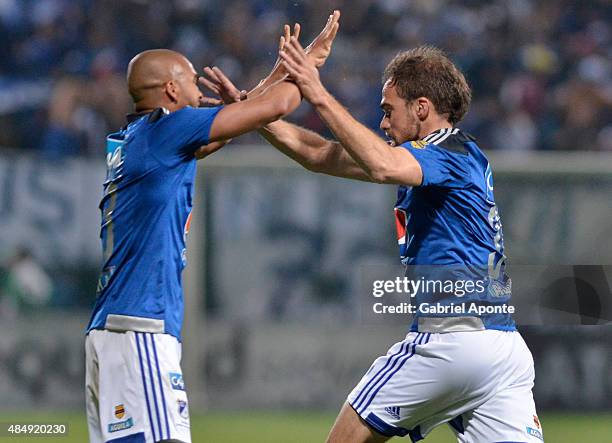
left=280, top=36, right=327, bottom=106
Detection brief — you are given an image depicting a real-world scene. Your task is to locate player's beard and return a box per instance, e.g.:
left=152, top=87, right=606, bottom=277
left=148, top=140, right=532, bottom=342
left=391, top=121, right=421, bottom=146
left=406, top=120, right=422, bottom=142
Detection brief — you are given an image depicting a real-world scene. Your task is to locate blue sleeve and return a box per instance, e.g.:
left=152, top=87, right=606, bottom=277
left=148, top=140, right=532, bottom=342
left=400, top=142, right=469, bottom=188
left=150, top=106, right=223, bottom=164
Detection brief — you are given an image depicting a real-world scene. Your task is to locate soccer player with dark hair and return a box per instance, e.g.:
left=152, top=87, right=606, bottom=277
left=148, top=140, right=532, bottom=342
left=84, top=13, right=339, bottom=443
left=204, top=41, right=542, bottom=443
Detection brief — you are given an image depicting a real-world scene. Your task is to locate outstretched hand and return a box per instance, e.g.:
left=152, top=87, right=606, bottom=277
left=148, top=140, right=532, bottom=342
left=304, top=10, right=340, bottom=67
left=196, top=67, right=245, bottom=158
left=199, top=10, right=338, bottom=106
left=201, top=22, right=302, bottom=103
left=280, top=36, right=328, bottom=106
left=198, top=66, right=247, bottom=105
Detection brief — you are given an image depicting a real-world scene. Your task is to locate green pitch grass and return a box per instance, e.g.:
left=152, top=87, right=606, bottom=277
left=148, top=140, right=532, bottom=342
left=0, top=411, right=610, bottom=442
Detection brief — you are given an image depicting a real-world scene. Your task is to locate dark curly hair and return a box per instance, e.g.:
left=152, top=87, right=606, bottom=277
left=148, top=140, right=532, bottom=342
left=382, top=46, right=472, bottom=124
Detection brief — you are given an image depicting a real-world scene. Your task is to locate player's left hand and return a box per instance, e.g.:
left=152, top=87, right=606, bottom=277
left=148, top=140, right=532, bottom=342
left=279, top=36, right=327, bottom=106
left=304, top=10, right=340, bottom=68
left=199, top=66, right=247, bottom=105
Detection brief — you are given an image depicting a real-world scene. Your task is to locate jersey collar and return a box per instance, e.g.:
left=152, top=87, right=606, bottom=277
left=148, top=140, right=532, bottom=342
left=422, top=127, right=459, bottom=145
left=125, top=107, right=169, bottom=124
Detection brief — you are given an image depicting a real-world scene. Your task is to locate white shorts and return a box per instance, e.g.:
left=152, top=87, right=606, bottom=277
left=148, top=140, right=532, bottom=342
left=85, top=329, right=191, bottom=443
left=347, top=330, right=543, bottom=443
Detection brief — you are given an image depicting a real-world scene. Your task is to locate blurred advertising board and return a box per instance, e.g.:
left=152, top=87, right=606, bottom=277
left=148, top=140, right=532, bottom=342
left=0, top=315, right=611, bottom=411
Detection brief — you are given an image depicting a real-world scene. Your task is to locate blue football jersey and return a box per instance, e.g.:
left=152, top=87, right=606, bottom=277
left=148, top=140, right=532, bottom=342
left=394, top=128, right=515, bottom=331
left=87, top=106, right=222, bottom=340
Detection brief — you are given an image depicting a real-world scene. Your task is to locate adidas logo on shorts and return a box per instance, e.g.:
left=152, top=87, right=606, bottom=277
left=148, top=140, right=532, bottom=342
left=384, top=406, right=401, bottom=420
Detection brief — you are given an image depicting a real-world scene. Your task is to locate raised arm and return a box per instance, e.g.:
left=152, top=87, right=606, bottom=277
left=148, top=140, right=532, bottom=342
left=207, top=78, right=301, bottom=143
left=251, top=11, right=340, bottom=100
left=260, top=120, right=374, bottom=181
left=199, top=11, right=371, bottom=180
left=204, top=12, right=341, bottom=144
left=259, top=11, right=371, bottom=180
left=200, top=63, right=371, bottom=179
left=203, top=67, right=373, bottom=180
left=279, top=37, right=423, bottom=186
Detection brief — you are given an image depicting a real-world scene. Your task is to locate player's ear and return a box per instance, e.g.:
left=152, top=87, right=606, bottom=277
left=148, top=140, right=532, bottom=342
left=165, top=80, right=179, bottom=103
left=415, top=97, right=429, bottom=121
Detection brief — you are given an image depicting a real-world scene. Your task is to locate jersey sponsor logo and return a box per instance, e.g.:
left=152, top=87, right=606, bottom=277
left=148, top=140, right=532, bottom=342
left=108, top=417, right=134, bottom=433
left=384, top=406, right=401, bottom=420
left=410, top=140, right=427, bottom=149
left=526, top=426, right=544, bottom=441
left=170, top=372, right=185, bottom=391
left=114, top=404, right=125, bottom=419
left=394, top=208, right=408, bottom=259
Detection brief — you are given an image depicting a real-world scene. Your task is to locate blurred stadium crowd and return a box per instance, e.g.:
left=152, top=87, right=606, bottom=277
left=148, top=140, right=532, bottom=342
left=0, top=0, right=610, bottom=156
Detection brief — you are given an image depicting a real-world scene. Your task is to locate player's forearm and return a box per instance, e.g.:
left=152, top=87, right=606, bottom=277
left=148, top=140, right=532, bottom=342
left=312, top=91, right=416, bottom=184
left=207, top=78, right=298, bottom=142
left=257, top=79, right=302, bottom=124
left=208, top=79, right=302, bottom=142
left=260, top=120, right=374, bottom=181
left=248, top=61, right=288, bottom=99
left=194, top=140, right=230, bottom=159
left=259, top=120, right=330, bottom=170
